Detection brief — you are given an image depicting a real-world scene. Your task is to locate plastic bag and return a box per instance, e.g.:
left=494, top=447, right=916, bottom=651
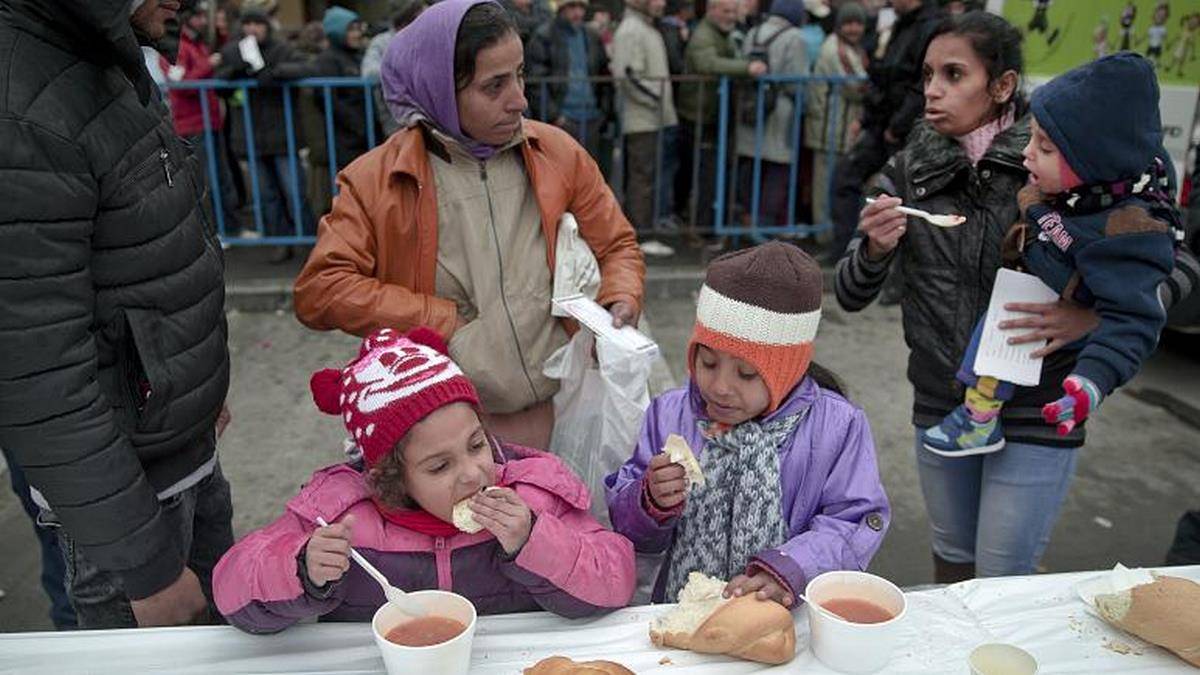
left=550, top=213, right=601, bottom=317
left=543, top=329, right=654, bottom=526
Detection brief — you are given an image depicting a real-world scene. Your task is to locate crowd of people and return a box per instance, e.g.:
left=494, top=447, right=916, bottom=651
left=1, top=0, right=1199, bottom=642
left=144, top=0, right=1000, bottom=262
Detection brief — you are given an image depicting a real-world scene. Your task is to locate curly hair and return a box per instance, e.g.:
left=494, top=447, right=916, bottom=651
left=366, top=418, right=502, bottom=512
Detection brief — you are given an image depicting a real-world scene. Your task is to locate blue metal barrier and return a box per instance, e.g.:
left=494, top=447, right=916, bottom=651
left=167, top=73, right=864, bottom=246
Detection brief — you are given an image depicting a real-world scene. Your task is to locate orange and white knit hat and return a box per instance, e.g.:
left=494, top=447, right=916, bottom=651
left=687, top=242, right=822, bottom=413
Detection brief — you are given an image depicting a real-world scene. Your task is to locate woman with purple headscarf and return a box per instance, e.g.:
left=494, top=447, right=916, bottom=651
left=294, top=0, right=645, bottom=450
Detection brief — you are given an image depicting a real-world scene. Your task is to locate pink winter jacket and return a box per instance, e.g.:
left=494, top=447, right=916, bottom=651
left=213, top=446, right=636, bottom=634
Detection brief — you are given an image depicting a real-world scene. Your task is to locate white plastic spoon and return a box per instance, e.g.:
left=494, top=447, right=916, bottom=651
left=865, top=196, right=965, bottom=228
left=794, top=592, right=842, bottom=621
left=316, top=516, right=427, bottom=617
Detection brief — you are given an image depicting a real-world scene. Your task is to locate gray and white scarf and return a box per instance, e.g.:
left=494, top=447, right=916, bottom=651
left=664, top=412, right=802, bottom=602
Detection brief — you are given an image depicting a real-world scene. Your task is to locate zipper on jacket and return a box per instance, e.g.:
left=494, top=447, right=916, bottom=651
left=479, top=161, right=540, bottom=402
left=160, top=147, right=174, bottom=188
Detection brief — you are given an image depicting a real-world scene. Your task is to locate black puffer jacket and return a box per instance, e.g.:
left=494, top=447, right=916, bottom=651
left=837, top=111, right=1083, bottom=447
left=0, top=0, right=230, bottom=598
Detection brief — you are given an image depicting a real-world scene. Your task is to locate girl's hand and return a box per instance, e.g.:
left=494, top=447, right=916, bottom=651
left=645, top=452, right=688, bottom=510
left=724, top=572, right=794, bottom=608
left=858, top=194, right=907, bottom=261
left=1000, top=299, right=1100, bottom=358
left=471, top=488, right=533, bottom=555
left=304, top=515, right=355, bottom=587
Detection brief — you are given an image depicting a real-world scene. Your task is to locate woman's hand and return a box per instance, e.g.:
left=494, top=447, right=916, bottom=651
left=644, top=452, right=688, bottom=510
left=608, top=301, right=640, bottom=328
left=470, top=488, right=533, bottom=555
left=858, top=194, right=907, bottom=261
left=304, top=515, right=355, bottom=587
left=1000, top=299, right=1100, bottom=358
left=724, top=571, right=794, bottom=608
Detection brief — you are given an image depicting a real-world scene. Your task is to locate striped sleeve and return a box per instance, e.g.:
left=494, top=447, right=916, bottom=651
left=1160, top=245, right=1199, bottom=310
left=835, top=236, right=896, bottom=312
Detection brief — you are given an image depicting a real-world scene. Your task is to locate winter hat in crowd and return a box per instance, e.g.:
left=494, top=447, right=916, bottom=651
left=770, top=0, right=808, bottom=26
left=1030, top=52, right=1165, bottom=185
left=688, top=242, right=823, bottom=413
left=835, top=1, right=867, bottom=27
left=310, top=327, right=480, bottom=467
left=323, top=6, right=361, bottom=47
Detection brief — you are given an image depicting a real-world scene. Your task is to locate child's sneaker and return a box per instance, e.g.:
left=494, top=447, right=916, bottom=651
left=922, top=405, right=1006, bottom=457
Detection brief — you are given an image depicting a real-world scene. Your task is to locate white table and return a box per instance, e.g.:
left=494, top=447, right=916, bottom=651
left=2, top=566, right=1196, bottom=674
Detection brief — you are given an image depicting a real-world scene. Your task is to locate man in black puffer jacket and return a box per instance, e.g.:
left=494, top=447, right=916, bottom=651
left=0, top=0, right=232, bottom=629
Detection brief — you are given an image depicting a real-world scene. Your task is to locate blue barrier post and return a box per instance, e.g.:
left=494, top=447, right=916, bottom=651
left=824, top=81, right=842, bottom=233
left=786, top=80, right=804, bottom=229
left=323, top=86, right=338, bottom=197
left=364, top=81, right=377, bottom=149
left=196, top=83, right=226, bottom=236
left=650, top=77, right=666, bottom=230
left=750, top=79, right=767, bottom=232
left=281, top=84, right=304, bottom=238
left=239, top=85, right=265, bottom=235
left=714, top=76, right=730, bottom=236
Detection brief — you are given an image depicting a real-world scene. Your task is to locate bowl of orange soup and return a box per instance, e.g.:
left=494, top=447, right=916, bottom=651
left=371, top=590, right=477, bottom=675
left=804, top=571, right=907, bottom=674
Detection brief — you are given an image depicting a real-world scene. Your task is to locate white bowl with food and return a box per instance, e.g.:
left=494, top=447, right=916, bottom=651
left=372, top=589, right=477, bottom=675
left=804, top=570, right=907, bottom=673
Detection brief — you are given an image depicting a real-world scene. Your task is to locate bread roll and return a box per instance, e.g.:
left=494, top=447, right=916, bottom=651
left=451, top=486, right=501, bottom=534
left=650, top=572, right=796, bottom=665
left=664, top=434, right=705, bottom=490
left=1095, top=574, right=1200, bottom=667
left=523, top=656, right=635, bottom=674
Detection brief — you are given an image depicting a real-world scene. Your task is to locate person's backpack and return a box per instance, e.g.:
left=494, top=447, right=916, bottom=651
left=736, top=25, right=789, bottom=127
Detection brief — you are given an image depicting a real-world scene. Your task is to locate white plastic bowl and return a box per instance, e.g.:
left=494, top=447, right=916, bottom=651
left=371, top=590, right=478, bottom=675
left=805, top=570, right=908, bottom=674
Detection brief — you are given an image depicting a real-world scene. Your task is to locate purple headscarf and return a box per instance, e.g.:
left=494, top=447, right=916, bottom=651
left=381, top=0, right=505, bottom=160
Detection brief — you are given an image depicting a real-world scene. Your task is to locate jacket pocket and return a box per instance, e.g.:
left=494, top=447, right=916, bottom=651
left=115, top=308, right=173, bottom=434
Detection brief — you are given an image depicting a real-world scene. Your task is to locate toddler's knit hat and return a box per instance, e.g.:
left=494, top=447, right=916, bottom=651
left=688, top=242, right=822, bottom=413
left=310, top=327, right=479, bottom=467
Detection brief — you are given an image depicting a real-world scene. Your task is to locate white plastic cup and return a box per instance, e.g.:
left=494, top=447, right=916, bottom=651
left=371, top=590, right=478, bottom=675
left=805, top=571, right=908, bottom=674
left=968, top=643, right=1039, bottom=675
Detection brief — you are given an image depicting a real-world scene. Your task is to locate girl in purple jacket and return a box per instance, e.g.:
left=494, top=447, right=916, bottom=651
left=214, top=328, right=635, bottom=634
left=606, top=242, right=890, bottom=607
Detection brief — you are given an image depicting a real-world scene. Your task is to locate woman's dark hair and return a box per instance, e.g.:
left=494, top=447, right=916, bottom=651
left=807, top=361, right=847, bottom=398
left=454, top=2, right=519, bottom=91
left=927, top=11, right=1025, bottom=106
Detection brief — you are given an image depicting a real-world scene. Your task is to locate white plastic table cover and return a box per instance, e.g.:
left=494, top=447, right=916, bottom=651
left=2, top=565, right=1196, bottom=674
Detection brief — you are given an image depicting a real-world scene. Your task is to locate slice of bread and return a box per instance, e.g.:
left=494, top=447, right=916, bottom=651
left=1095, top=574, right=1200, bottom=667
left=450, top=486, right=502, bottom=534
left=650, top=571, right=796, bottom=665
left=663, top=434, right=705, bottom=490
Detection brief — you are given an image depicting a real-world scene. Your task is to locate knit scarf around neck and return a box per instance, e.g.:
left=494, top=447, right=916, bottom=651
left=664, top=412, right=803, bottom=602
left=956, top=104, right=1016, bottom=167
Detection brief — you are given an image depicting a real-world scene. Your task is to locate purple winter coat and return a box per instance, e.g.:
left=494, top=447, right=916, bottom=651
left=605, top=376, right=890, bottom=602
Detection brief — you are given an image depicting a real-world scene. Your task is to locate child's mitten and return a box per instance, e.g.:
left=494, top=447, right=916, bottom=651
left=1042, top=375, right=1103, bottom=435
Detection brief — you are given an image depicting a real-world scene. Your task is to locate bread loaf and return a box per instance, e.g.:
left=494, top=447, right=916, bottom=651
left=1095, top=574, right=1200, bottom=667
left=650, top=572, right=796, bottom=665
left=664, top=434, right=705, bottom=490
left=523, top=656, right=635, bottom=674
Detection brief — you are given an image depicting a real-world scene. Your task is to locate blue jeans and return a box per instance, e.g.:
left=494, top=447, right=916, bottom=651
left=255, top=155, right=317, bottom=238
left=3, top=447, right=76, bottom=629
left=44, top=459, right=234, bottom=629
left=915, top=427, right=1079, bottom=576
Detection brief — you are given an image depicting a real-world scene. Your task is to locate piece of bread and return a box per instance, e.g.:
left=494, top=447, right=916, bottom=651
left=451, top=486, right=502, bottom=534
left=1094, top=574, right=1200, bottom=667
left=650, top=571, right=796, bottom=665
left=523, top=656, right=635, bottom=674
left=663, top=434, right=705, bottom=490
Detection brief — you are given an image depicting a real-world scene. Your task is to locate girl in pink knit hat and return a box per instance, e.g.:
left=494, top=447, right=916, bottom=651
left=212, top=327, right=635, bottom=633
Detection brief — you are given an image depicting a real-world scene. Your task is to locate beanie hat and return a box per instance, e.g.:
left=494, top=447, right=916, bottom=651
left=323, top=6, right=361, bottom=47
left=310, top=327, right=480, bottom=467
left=835, top=1, right=866, bottom=27
left=688, top=242, right=823, bottom=413
left=1030, top=52, right=1164, bottom=185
